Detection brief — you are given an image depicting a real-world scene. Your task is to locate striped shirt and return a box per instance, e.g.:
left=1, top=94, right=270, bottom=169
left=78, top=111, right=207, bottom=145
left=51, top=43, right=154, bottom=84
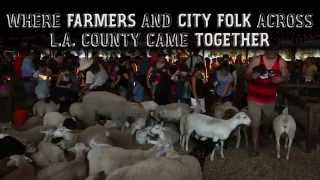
left=247, top=55, right=281, bottom=104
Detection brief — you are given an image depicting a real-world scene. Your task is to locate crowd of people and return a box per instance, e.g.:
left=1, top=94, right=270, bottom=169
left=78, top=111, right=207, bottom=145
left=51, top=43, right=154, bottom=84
left=1, top=48, right=320, bottom=109
left=1, top=48, right=320, bottom=156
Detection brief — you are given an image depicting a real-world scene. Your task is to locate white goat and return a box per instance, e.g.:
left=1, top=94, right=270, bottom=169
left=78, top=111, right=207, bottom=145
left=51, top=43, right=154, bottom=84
left=37, top=143, right=88, bottom=180
left=106, top=155, right=202, bottom=180
left=180, top=112, right=251, bottom=160
left=86, top=140, right=173, bottom=180
left=273, top=107, right=296, bottom=160
left=33, top=100, right=59, bottom=117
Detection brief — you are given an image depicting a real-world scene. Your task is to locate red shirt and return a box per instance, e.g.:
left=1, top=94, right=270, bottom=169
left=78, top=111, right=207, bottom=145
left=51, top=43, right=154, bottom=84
left=248, top=55, right=281, bottom=104
left=13, top=55, right=24, bottom=78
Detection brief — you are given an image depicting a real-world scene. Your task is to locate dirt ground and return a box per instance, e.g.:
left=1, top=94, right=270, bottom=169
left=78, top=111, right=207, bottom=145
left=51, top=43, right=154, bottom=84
left=202, top=144, right=320, bottom=180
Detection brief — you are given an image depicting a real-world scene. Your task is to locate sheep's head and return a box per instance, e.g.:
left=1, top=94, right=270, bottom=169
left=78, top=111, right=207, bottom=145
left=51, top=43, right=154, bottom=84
left=149, top=110, right=161, bottom=122
left=233, top=112, right=251, bottom=126
left=6, top=155, right=32, bottom=167
left=135, top=127, right=152, bottom=144
left=146, top=131, right=160, bottom=144
left=223, top=109, right=238, bottom=119
left=52, top=127, right=73, bottom=140
left=69, top=102, right=83, bottom=119
left=148, top=122, right=165, bottom=137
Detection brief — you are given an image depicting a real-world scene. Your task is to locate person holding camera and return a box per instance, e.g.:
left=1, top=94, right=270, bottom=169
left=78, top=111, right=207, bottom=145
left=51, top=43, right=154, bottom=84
left=246, top=48, right=288, bottom=156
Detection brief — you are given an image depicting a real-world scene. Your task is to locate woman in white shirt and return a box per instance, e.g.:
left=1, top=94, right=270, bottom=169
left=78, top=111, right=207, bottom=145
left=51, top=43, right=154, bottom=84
left=79, top=58, right=108, bottom=92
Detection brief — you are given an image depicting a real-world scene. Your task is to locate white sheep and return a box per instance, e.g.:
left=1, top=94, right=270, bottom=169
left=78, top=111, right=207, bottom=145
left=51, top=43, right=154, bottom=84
left=0, top=123, right=47, bottom=146
left=135, top=126, right=152, bottom=144
left=180, top=112, right=251, bottom=160
left=213, top=101, right=239, bottom=119
left=151, top=103, right=192, bottom=123
left=43, top=112, right=66, bottom=128
left=51, top=125, right=137, bottom=150
left=33, top=100, right=59, bottom=117
left=69, top=102, right=82, bottom=121
left=37, top=143, right=88, bottom=180
left=70, top=92, right=148, bottom=132
left=106, top=155, right=202, bottom=180
left=29, top=128, right=66, bottom=167
left=138, top=100, right=159, bottom=113
left=213, top=102, right=248, bottom=149
left=50, top=125, right=113, bottom=150
left=273, top=107, right=296, bottom=160
left=86, top=140, right=173, bottom=180
left=147, top=123, right=180, bottom=146
left=31, top=141, right=66, bottom=168
left=17, top=116, right=42, bottom=130
left=1, top=155, right=36, bottom=180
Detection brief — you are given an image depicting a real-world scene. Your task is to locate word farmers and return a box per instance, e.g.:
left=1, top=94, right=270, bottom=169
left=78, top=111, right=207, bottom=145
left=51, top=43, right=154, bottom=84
left=195, top=32, right=269, bottom=47
left=81, top=33, right=140, bottom=47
